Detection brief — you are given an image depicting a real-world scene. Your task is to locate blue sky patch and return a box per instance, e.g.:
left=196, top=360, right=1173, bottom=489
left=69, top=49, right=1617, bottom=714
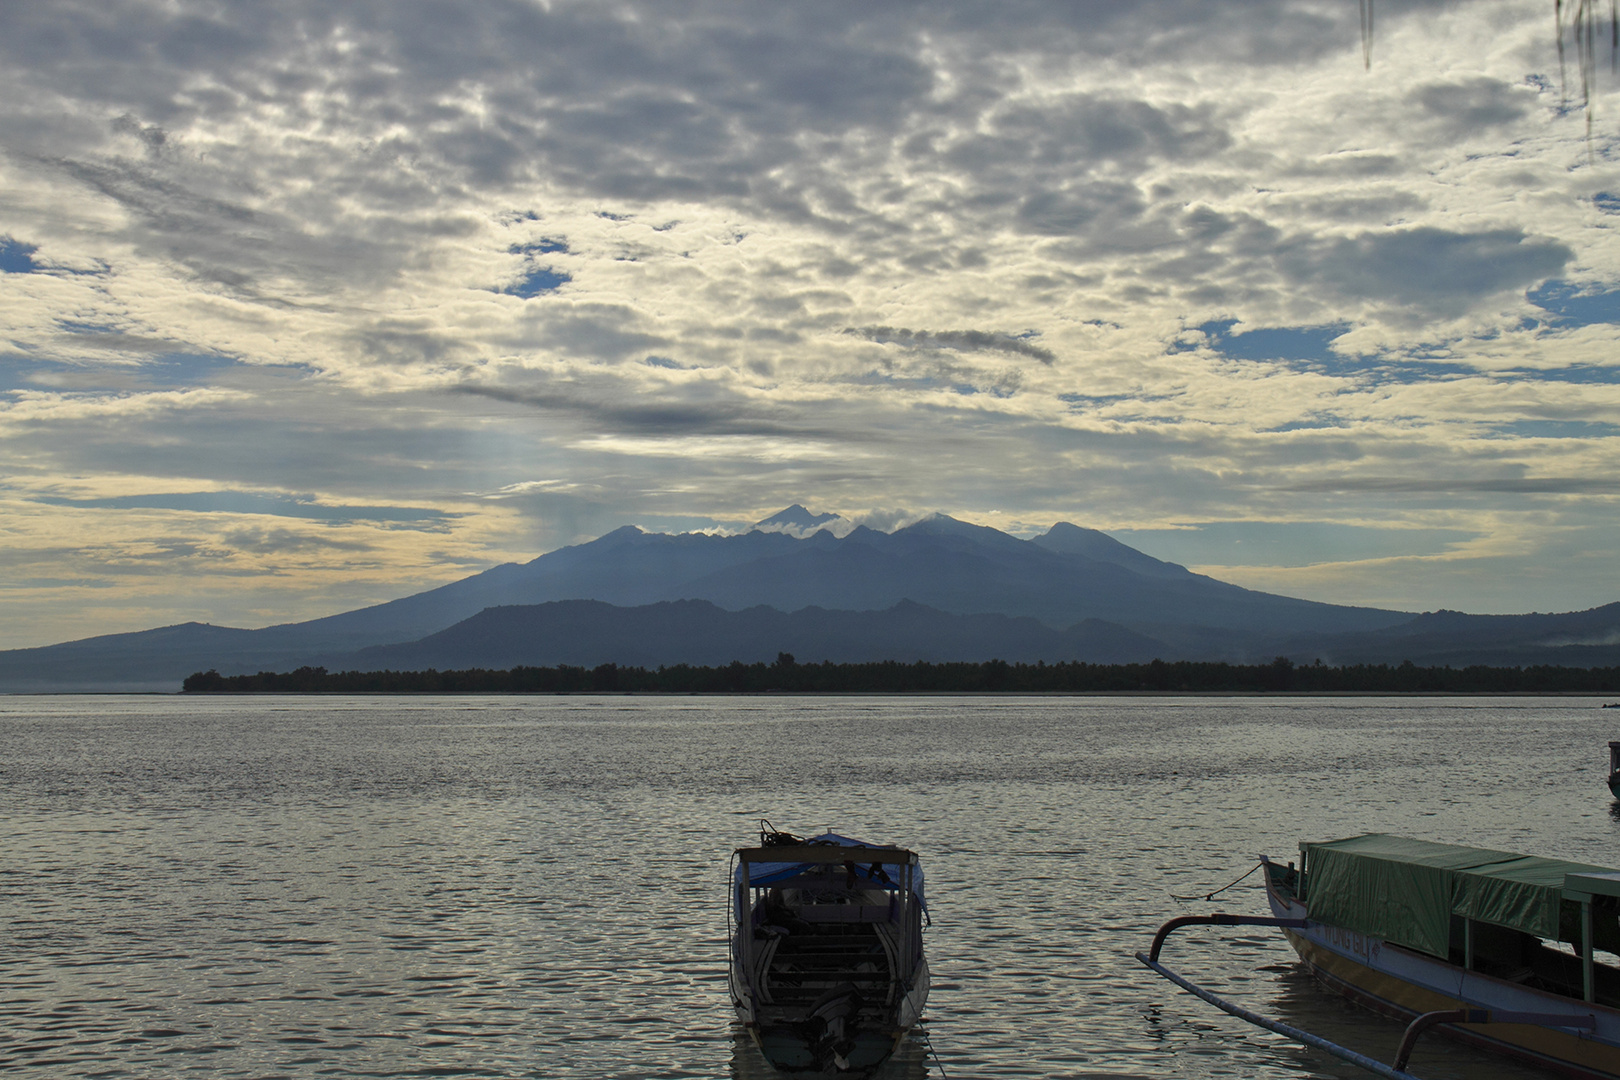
left=1193, top=319, right=1349, bottom=362
left=505, top=266, right=571, bottom=297
left=1595, top=193, right=1620, bottom=215
left=1528, top=279, right=1620, bottom=326
left=1266, top=416, right=1350, bottom=432
left=644, top=355, right=684, bottom=369
left=1112, top=520, right=1475, bottom=569
left=0, top=355, right=44, bottom=393
left=510, top=238, right=568, bottom=256
left=34, top=491, right=455, bottom=523
left=143, top=352, right=251, bottom=385
left=58, top=319, right=118, bottom=334
left=0, top=237, right=38, bottom=273
left=1490, top=419, right=1620, bottom=439
left=1059, top=392, right=1139, bottom=409
left=1503, top=364, right=1620, bottom=385
left=1182, top=321, right=1476, bottom=384
left=1181, top=319, right=1481, bottom=384
left=0, top=351, right=301, bottom=394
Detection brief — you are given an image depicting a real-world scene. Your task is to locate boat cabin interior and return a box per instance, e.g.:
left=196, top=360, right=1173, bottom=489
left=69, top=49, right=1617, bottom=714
left=1440, top=910, right=1620, bottom=1005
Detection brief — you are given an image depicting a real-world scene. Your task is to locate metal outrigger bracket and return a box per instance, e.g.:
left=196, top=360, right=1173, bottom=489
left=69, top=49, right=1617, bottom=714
left=1138, top=913, right=1600, bottom=1080
left=1392, top=1009, right=1595, bottom=1072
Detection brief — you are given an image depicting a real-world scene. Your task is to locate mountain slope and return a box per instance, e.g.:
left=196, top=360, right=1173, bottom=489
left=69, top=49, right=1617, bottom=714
left=664, top=517, right=1404, bottom=636
left=336, top=599, right=1170, bottom=670
left=1277, top=603, right=1620, bottom=667
left=26, top=507, right=1598, bottom=690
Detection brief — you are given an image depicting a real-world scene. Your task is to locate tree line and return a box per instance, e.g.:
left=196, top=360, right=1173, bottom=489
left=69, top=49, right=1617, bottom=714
left=182, top=655, right=1620, bottom=694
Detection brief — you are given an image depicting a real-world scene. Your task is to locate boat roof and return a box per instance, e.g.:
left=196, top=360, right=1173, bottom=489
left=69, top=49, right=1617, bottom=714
left=734, top=832, right=926, bottom=911
left=1304, top=833, right=1617, bottom=958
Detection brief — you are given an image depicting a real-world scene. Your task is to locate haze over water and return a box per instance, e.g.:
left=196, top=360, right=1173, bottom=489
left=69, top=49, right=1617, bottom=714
left=3, top=694, right=1614, bottom=1079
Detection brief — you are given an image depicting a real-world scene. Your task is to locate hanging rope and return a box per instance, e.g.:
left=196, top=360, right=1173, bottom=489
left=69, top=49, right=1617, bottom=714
left=919, top=1024, right=950, bottom=1079
left=1171, top=861, right=1261, bottom=903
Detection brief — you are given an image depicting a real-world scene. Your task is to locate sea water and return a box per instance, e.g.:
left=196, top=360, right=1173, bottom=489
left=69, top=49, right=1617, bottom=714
left=2, top=694, right=1614, bottom=1079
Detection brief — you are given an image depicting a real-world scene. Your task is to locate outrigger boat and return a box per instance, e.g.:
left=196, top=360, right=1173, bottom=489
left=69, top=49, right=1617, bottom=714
left=1607, top=742, right=1620, bottom=799
left=729, top=825, right=929, bottom=1077
left=1140, top=834, right=1620, bottom=1079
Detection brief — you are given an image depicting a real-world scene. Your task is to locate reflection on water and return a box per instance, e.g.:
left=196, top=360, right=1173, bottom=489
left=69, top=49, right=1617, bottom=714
left=728, top=1027, right=934, bottom=1080
left=0, top=693, right=1615, bottom=1078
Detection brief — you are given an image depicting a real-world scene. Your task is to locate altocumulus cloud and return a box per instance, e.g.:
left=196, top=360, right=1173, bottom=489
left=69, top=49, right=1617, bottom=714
left=846, top=327, right=1057, bottom=365
left=0, top=0, right=1616, bottom=647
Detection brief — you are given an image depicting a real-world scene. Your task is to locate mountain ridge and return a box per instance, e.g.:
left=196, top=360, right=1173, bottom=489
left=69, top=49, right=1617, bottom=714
left=3, top=507, right=1614, bottom=690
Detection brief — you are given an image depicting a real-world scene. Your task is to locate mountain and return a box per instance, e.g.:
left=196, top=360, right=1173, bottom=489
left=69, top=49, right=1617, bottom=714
left=753, top=504, right=845, bottom=534
left=337, top=599, right=1170, bottom=671
left=4, top=507, right=1615, bottom=691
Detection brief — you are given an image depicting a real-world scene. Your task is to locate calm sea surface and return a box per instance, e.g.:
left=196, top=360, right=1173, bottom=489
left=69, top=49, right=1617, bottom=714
left=2, top=694, right=1617, bottom=1079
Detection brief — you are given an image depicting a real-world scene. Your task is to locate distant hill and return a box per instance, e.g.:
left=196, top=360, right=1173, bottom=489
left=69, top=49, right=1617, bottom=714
left=1277, top=604, right=1620, bottom=668
left=3, top=507, right=1616, bottom=691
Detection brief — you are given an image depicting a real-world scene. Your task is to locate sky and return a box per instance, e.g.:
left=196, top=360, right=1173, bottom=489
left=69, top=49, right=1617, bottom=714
left=2, top=0, right=1619, bottom=650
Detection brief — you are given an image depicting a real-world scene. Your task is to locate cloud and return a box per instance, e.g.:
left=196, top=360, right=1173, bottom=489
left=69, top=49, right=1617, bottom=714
left=1286, top=476, right=1620, bottom=494
left=0, top=0, right=1616, bottom=643
left=846, top=327, right=1056, bottom=364
left=33, top=490, right=456, bottom=524
left=449, top=379, right=875, bottom=442
left=220, top=525, right=377, bottom=555
left=1277, top=227, right=1573, bottom=319
left=1411, top=77, right=1535, bottom=138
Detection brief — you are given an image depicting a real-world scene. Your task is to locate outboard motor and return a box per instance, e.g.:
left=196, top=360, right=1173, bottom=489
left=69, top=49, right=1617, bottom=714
left=802, top=982, right=864, bottom=1072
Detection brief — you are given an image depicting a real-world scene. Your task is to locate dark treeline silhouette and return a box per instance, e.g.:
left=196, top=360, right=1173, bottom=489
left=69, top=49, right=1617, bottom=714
left=183, top=654, right=1620, bottom=694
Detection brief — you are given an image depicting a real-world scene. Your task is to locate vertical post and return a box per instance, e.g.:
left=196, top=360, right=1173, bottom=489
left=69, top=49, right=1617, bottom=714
left=740, top=856, right=753, bottom=993
left=1464, top=918, right=1473, bottom=971
left=1583, top=899, right=1595, bottom=1004
left=899, top=858, right=912, bottom=979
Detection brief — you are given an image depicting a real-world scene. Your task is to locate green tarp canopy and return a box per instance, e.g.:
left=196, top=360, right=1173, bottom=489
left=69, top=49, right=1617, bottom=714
left=1303, top=833, right=1620, bottom=959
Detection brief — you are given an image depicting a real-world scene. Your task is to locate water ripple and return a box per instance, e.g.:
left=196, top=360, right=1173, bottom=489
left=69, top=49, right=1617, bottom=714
left=0, top=694, right=1605, bottom=1078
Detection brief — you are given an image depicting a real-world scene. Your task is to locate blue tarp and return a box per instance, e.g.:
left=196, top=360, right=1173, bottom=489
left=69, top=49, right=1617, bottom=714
left=735, top=833, right=927, bottom=913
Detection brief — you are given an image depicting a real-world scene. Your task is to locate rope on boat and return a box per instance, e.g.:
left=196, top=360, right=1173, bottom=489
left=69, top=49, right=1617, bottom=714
left=1135, top=950, right=1424, bottom=1080
left=918, top=1023, right=950, bottom=1079
left=1171, top=861, right=1261, bottom=903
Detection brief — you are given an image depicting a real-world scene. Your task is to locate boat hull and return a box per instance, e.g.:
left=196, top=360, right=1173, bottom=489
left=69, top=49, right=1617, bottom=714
left=729, top=956, right=928, bottom=1077
left=1264, top=871, right=1620, bottom=1079
left=730, top=837, right=929, bottom=1077
left=1607, top=770, right=1620, bottom=799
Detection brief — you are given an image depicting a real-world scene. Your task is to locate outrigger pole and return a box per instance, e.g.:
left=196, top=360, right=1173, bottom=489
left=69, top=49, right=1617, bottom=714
left=1137, top=914, right=1597, bottom=1080
left=1135, top=914, right=1423, bottom=1080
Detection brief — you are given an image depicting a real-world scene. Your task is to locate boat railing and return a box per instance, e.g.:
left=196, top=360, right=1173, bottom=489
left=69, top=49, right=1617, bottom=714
left=735, top=844, right=915, bottom=865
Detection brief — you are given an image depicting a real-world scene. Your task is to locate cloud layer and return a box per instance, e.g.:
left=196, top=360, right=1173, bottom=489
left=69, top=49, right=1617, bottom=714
left=1, top=0, right=1617, bottom=646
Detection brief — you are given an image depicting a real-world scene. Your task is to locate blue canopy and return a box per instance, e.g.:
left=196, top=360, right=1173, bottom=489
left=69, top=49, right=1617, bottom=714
left=735, top=832, right=927, bottom=912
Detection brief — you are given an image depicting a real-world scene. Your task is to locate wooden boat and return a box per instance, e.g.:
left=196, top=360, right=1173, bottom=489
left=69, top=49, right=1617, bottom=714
left=1607, top=741, right=1620, bottom=799
left=729, top=826, right=929, bottom=1077
left=1258, top=834, right=1620, bottom=1078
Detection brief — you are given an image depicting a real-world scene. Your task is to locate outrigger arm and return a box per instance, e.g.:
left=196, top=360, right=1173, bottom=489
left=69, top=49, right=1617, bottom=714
left=1137, top=913, right=1598, bottom=1080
